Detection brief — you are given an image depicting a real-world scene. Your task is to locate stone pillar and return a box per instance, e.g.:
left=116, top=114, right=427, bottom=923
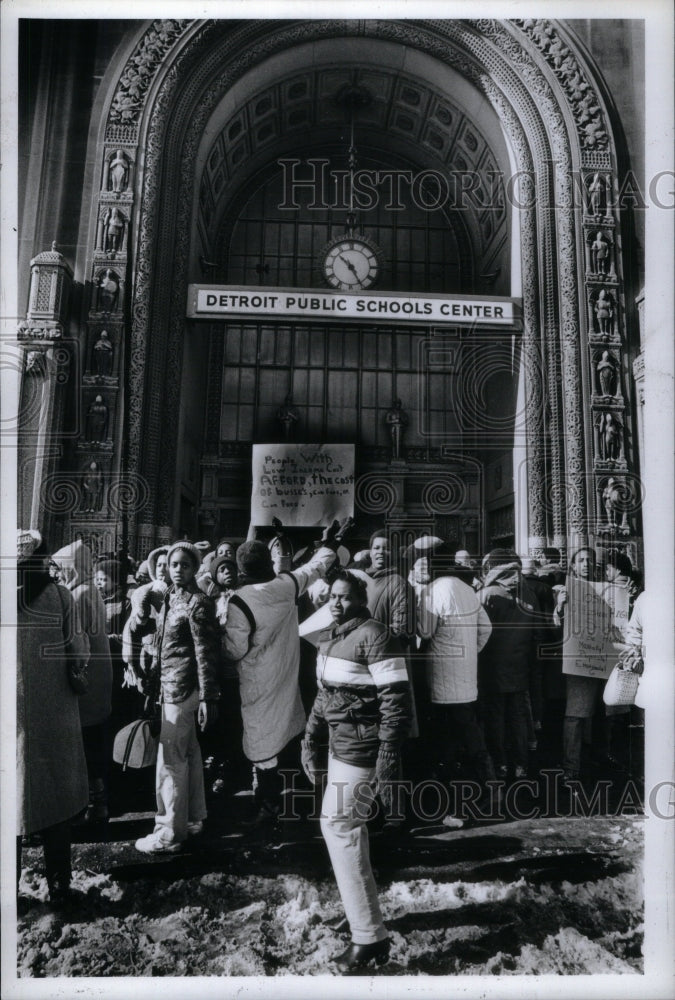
left=17, top=245, right=73, bottom=538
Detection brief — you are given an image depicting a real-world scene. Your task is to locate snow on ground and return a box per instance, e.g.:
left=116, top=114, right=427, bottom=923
left=15, top=813, right=644, bottom=978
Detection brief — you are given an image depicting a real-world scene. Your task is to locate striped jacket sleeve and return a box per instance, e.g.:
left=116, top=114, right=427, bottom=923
left=365, top=628, right=412, bottom=748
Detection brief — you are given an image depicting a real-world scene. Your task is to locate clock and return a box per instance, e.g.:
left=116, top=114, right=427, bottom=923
left=319, top=235, right=382, bottom=291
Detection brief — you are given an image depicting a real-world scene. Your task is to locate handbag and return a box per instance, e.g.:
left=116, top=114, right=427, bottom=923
left=113, top=718, right=159, bottom=770
left=603, top=663, right=640, bottom=707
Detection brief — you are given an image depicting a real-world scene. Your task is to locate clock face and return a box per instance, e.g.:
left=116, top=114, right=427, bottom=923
left=322, top=238, right=381, bottom=291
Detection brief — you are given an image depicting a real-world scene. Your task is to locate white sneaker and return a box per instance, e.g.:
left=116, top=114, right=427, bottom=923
left=134, top=832, right=182, bottom=854
left=187, top=820, right=204, bottom=837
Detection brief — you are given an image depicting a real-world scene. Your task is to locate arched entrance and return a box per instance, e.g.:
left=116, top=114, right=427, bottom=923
left=64, top=18, right=640, bottom=561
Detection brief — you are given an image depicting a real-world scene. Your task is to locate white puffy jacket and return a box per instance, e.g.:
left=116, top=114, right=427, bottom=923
left=222, top=547, right=335, bottom=762
left=417, top=575, right=492, bottom=704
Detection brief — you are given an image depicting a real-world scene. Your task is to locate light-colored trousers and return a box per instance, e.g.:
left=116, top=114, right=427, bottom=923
left=154, top=688, right=206, bottom=843
left=320, top=754, right=388, bottom=945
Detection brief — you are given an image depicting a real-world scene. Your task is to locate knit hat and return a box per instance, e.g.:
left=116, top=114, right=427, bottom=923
left=211, top=554, right=237, bottom=582
left=236, top=540, right=274, bottom=583
left=166, top=540, right=202, bottom=572
left=402, top=535, right=446, bottom=564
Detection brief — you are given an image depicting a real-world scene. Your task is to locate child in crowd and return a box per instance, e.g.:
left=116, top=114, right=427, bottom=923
left=131, top=541, right=221, bottom=853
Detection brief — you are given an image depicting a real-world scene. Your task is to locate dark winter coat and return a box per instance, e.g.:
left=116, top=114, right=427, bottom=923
left=305, top=613, right=412, bottom=768
left=17, top=579, right=89, bottom=834
left=52, top=540, right=113, bottom=727
left=478, top=584, right=538, bottom=694
left=152, top=583, right=221, bottom=704
left=365, top=567, right=411, bottom=639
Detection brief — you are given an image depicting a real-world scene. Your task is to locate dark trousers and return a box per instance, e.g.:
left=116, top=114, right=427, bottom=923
left=481, top=690, right=529, bottom=771
left=82, top=720, right=112, bottom=784
left=17, top=819, right=72, bottom=893
left=431, top=701, right=490, bottom=773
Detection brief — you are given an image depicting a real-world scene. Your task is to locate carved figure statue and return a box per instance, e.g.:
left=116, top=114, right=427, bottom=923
left=110, top=150, right=128, bottom=193
left=596, top=350, right=616, bottom=396
left=603, top=413, right=622, bottom=461
left=85, top=395, right=109, bottom=445
left=103, top=207, right=124, bottom=252
left=594, top=289, right=614, bottom=336
left=25, top=350, right=47, bottom=377
left=93, top=331, right=114, bottom=378
left=588, top=173, right=604, bottom=216
left=81, top=461, right=104, bottom=513
left=591, top=231, right=610, bottom=274
left=602, top=477, right=624, bottom=528
left=385, top=398, right=409, bottom=461
left=97, top=269, right=119, bottom=312
left=595, top=411, right=622, bottom=462
left=276, top=395, right=300, bottom=441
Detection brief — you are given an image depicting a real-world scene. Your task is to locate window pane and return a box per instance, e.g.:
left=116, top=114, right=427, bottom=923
left=241, top=327, right=258, bottom=364
left=240, top=367, right=257, bottom=403
left=308, top=369, right=324, bottom=405
left=224, top=327, right=241, bottom=364
left=310, top=331, right=325, bottom=366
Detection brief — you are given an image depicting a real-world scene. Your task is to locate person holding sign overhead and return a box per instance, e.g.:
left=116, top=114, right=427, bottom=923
left=221, top=523, right=342, bottom=829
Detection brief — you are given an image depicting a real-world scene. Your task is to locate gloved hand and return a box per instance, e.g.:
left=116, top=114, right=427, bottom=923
left=301, top=739, right=324, bottom=785
left=319, top=520, right=341, bottom=552
left=374, top=744, right=400, bottom=817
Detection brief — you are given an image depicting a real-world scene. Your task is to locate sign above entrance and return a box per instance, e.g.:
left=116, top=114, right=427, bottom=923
left=187, top=284, right=521, bottom=327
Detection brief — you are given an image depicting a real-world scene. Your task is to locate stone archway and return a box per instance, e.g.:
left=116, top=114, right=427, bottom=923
left=79, top=18, right=638, bottom=558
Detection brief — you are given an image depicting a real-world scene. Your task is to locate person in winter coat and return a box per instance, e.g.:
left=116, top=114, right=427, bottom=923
left=131, top=541, right=221, bottom=853
left=555, top=547, right=623, bottom=781
left=204, top=555, right=246, bottom=797
left=364, top=530, right=410, bottom=639
left=478, top=550, right=539, bottom=780
left=414, top=541, right=495, bottom=797
left=301, top=571, right=412, bottom=973
left=17, top=531, right=89, bottom=906
left=221, top=537, right=337, bottom=826
left=51, top=539, right=113, bottom=823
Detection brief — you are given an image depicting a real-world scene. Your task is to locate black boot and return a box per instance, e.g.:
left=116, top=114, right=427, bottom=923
left=84, top=778, right=109, bottom=824
left=334, top=938, right=390, bottom=973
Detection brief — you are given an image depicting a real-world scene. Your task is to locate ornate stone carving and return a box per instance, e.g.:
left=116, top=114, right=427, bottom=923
left=587, top=230, right=615, bottom=278
left=108, top=20, right=191, bottom=125
left=594, top=349, right=619, bottom=398
left=24, top=349, right=48, bottom=377
left=590, top=287, right=617, bottom=338
left=593, top=410, right=624, bottom=464
left=92, top=330, right=114, bottom=378
left=598, top=476, right=631, bottom=536
left=18, top=322, right=63, bottom=341
left=85, top=394, right=110, bottom=446
left=94, top=268, right=121, bottom=313
left=80, top=460, right=105, bottom=513
left=101, top=207, right=126, bottom=254
left=108, top=149, right=130, bottom=193
left=513, top=19, right=609, bottom=150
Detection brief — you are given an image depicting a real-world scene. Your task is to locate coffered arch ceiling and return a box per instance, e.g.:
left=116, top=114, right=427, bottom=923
left=192, top=38, right=513, bottom=290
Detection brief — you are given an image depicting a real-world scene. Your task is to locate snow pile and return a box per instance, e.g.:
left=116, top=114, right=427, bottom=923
left=478, top=926, right=638, bottom=975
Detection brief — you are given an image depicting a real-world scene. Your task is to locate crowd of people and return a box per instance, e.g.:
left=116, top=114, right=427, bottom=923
left=16, top=522, right=646, bottom=972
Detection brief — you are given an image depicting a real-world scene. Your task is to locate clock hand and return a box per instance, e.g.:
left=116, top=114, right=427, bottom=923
left=339, top=255, right=359, bottom=277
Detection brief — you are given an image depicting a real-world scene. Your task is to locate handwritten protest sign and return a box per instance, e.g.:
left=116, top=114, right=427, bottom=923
left=251, top=444, right=354, bottom=527
left=601, top=582, right=631, bottom=637
left=561, top=578, right=617, bottom=679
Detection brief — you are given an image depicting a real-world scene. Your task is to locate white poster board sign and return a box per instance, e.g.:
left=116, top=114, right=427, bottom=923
left=601, top=582, right=631, bottom=637
left=561, top=578, right=617, bottom=679
left=251, top=443, right=354, bottom=527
